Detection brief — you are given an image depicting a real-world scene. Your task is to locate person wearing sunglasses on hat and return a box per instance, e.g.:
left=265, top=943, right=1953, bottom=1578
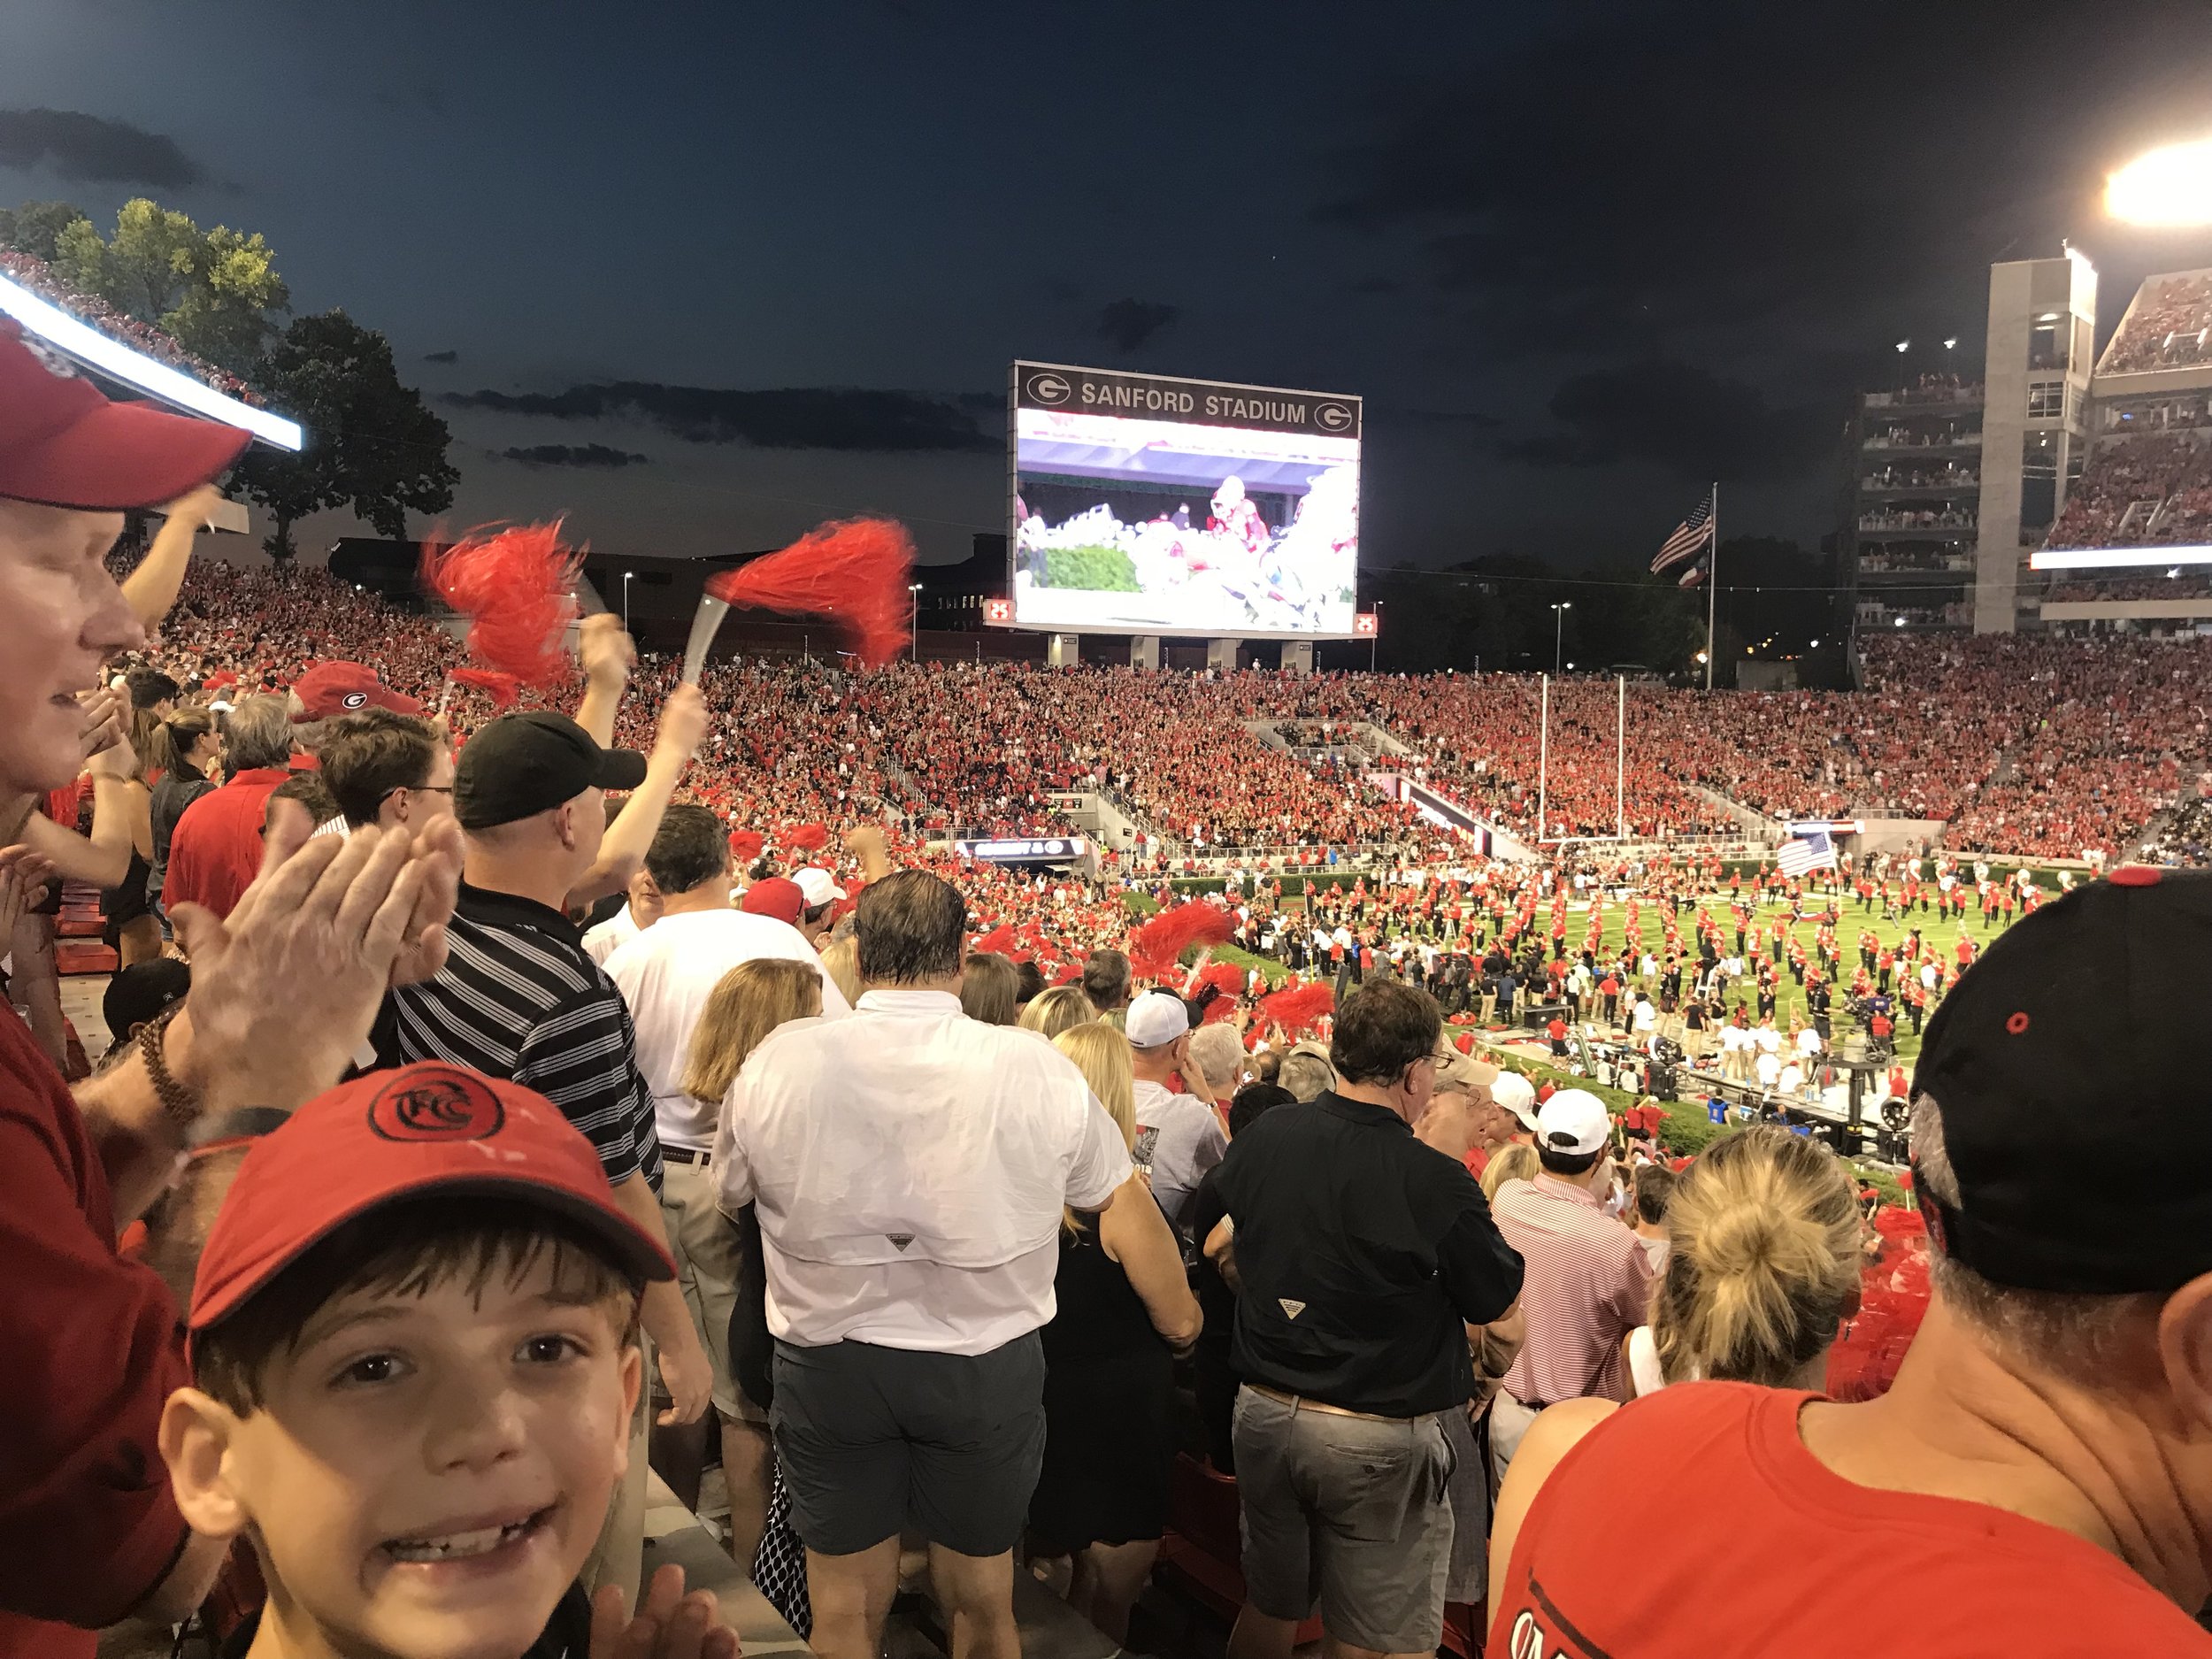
left=0, top=318, right=462, bottom=1655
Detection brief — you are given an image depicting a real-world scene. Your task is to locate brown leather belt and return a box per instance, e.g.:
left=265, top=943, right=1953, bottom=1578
left=1246, top=1382, right=1413, bottom=1424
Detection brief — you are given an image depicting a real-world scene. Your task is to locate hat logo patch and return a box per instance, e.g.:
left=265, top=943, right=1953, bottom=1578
left=19, top=334, right=79, bottom=380
left=342, top=690, right=369, bottom=709
left=1279, top=1299, right=1306, bottom=1319
left=887, top=1233, right=915, bottom=1251
left=2005, top=1011, right=2030, bottom=1035
left=368, top=1070, right=505, bottom=1141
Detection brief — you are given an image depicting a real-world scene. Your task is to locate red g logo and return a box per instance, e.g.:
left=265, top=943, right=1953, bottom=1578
left=367, top=1068, right=505, bottom=1141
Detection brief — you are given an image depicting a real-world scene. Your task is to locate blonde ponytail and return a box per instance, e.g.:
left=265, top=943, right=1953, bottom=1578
left=1650, top=1126, right=1861, bottom=1386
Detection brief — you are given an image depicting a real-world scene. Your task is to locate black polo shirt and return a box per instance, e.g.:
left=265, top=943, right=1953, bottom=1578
left=1212, top=1090, right=1523, bottom=1417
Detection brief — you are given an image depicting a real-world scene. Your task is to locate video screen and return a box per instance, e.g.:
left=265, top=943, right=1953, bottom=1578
left=1009, top=362, right=1361, bottom=638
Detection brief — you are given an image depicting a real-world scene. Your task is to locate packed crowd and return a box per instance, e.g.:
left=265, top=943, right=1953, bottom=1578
left=122, top=554, right=2212, bottom=866
left=2044, top=428, right=2212, bottom=549
left=2100, top=270, right=2212, bottom=373
left=0, top=250, right=263, bottom=403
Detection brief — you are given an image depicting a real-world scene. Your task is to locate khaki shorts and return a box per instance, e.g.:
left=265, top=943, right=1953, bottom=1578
left=658, top=1159, right=765, bottom=1425
left=1232, top=1386, right=1455, bottom=1654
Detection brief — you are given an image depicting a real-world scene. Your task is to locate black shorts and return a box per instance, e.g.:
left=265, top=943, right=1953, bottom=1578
left=770, top=1333, right=1046, bottom=1558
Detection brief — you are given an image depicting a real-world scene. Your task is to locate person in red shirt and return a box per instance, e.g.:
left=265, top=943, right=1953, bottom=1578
left=162, top=693, right=297, bottom=920
left=0, top=318, right=463, bottom=1654
left=1483, top=870, right=2212, bottom=1657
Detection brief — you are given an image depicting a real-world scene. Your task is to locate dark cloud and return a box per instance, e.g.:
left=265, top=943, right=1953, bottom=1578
left=423, top=349, right=459, bottom=364
left=1096, top=297, right=1178, bottom=353
left=499, top=442, right=649, bottom=469
left=0, top=108, right=203, bottom=189
left=1499, top=360, right=1832, bottom=482
left=444, top=383, right=995, bottom=451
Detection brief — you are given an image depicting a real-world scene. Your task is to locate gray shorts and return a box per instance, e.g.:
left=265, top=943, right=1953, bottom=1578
left=771, top=1333, right=1046, bottom=1559
left=1232, top=1386, right=1455, bottom=1653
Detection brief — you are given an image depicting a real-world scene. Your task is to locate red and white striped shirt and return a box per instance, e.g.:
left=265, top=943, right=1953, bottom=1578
left=1492, top=1171, right=1654, bottom=1405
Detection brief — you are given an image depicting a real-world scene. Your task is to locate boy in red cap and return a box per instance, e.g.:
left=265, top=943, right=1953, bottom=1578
left=157, top=1061, right=737, bottom=1659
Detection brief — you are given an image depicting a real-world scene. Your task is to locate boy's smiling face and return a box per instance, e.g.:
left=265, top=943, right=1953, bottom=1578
left=165, top=1250, right=638, bottom=1659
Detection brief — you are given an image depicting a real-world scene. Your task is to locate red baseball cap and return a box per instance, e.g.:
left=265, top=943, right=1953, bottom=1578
left=740, top=876, right=805, bottom=926
left=291, top=659, right=424, bottom=721
left=0, top=318, right=252, bottom=510
left=188, top=1063, right=675, bottom=1339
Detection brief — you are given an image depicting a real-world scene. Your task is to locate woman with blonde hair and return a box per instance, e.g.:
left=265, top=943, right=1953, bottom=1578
left=1028, top=1021, right=1201, bottom=1644
left=683, top=956, right=823, bottom=1570
left=1019, top=981, right=1096, bottom=1040
left=1479, top=1140, right=1540, bottom=1203
left=1488, top=1125, right=1863, bottom=1592
left=816, top=933, right=863, bottom=1009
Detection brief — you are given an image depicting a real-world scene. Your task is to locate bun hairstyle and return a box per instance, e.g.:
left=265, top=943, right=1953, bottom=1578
left=1651, top=1125, right=1861, bottom=1387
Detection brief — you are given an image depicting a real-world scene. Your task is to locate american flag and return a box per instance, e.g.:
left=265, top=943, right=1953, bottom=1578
left=1653, top=493, right=1715, bottom=576
left=1777, top=826, right=1838, bottom=879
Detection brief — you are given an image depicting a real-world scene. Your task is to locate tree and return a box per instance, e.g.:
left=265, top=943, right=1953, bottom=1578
left=0, top=199, right=89, bottom=261
left=42, top=197, right=289, bottom=373
left=233, top=311, right=457, bottom=561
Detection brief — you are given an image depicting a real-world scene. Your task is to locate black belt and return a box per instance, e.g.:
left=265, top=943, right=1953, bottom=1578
left=661, top=1144, right=713, bottom=1167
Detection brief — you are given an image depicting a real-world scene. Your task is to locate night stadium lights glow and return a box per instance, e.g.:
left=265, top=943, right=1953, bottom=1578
left=2032, top=546, right=2212, bottom=570
left=2108, top=137, right=2212, bottom=227
left=0, top=270, right=303, bottom=450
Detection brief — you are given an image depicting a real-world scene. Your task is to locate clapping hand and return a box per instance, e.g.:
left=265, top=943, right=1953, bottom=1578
left=591, top=1565, right=739, bottom=1659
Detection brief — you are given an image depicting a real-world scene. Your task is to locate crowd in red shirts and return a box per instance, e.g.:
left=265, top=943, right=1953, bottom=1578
left=129, top=556, right=2212, bottom=878
left=2100, top=271, right=2212, bottom=374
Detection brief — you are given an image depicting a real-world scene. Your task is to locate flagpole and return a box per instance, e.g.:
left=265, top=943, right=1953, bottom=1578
left=1538, top=673, right=1548, bottom=846
left=1705, top=480, right=1719, bottom=692
left=1616, top=672, right=1625, bottom=840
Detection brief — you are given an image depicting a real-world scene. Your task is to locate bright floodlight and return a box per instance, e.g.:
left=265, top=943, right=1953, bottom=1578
left=2108, top=136, right=2212, bottom=227
left=0, top=269, right=303, bottom=450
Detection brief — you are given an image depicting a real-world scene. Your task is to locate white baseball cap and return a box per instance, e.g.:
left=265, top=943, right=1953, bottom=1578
left=792, top=867, right=845, bottom=910
left=1535, top=1088, right=1611, bottom=1156
left=1125, top=990, right=1191, bottom=1048
left=1491, top=1071, right=1539, bottom=1131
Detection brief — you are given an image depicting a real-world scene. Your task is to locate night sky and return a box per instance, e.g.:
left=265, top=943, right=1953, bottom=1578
left=9, top=0, right=2212, bottom=571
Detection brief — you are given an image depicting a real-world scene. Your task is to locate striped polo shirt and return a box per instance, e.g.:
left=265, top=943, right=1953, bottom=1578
left=374, top=881, right=664, bottom=1191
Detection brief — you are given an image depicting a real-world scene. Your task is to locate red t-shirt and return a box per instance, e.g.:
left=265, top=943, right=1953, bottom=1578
left=1488, top=1382, right=2211, bottom=1657
left=0, top=1010, right=189, bottom=1652
left=162, top=766, right=291, bottom=921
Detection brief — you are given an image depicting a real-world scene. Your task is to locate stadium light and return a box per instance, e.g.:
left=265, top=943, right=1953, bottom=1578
left=1943, top=338, right=1958, bottom=350
left=2033, top=544, right=2212, bottom=570
left=0, top=269, right=303, bottom=450
left=1895, top=340, right=1909, bottom=353
left=2108, top=135, right=2212, bottom=227
left=1893, top=616, right=1907, bottom=626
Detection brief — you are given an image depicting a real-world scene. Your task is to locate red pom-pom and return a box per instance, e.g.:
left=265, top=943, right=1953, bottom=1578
left=703, top=518, right=915, bottom=668
left=1196, top=962, right=1245, bottom=995
left=974, top=925, right=1019, bottom=956
left=787, top=823, right=831, bottom=853
left=421, top=523, right=581, bottom=688
left=1133, top=902, right=1235, bottom=972
left=449, top=667, right=522, bottom=709
left=1259, top=983, right=1334, bottom=1036
left=1201, top=994, right=1240, bottom=1025
left=729, top=829, right=765, bottom=864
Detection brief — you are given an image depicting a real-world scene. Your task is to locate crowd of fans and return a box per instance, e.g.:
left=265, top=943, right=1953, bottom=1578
left=122, top=557, right=2212, bottom=867
left=2100, top=271, right=2212, bottom=374
left=0, top=250, right=263, bottom=403
left=2044, top=429, right=2212, bottom=549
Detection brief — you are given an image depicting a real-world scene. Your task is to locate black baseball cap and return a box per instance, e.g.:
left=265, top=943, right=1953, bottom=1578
left=1913, top=864, right=2212, bottom=1294
left=104, top=958, right=190, bottom=1041
left=454, top=711, right=647, bottom=830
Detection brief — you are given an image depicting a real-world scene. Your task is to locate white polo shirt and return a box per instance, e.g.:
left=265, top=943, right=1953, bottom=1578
left=582, top=902, right=641, bottom=967
left=715, top=987, right=1132, bottom=1355
left=603, top=907, right=852, bottom=1152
